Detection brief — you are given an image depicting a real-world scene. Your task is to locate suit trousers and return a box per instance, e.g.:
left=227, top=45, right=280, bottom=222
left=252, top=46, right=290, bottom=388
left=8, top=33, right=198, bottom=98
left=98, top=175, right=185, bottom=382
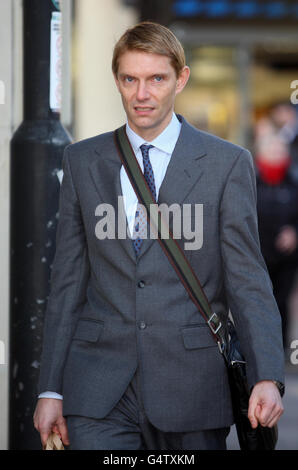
left=66, top=367, right=230, bottom=450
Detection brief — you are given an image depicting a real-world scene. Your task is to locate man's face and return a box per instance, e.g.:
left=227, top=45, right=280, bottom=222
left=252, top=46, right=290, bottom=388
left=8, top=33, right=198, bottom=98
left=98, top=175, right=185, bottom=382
left=114, top=50, right=189, bottom=140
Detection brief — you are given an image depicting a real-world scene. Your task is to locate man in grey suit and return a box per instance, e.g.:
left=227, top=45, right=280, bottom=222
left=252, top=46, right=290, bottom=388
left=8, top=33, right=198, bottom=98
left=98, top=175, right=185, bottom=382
left=34, top=22, right=284, bottom=450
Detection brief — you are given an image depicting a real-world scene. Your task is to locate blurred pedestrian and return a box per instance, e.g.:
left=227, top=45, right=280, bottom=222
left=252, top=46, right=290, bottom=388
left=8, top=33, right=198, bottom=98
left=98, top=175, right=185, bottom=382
left=255, top=128, right=298, bottom=350
left=271, top=102, right=298, bottom=181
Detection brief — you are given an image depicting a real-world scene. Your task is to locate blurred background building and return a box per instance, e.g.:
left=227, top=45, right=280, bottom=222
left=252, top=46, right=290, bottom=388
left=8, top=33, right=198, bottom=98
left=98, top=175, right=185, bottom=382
left=1, top=0, right=298, bottom=450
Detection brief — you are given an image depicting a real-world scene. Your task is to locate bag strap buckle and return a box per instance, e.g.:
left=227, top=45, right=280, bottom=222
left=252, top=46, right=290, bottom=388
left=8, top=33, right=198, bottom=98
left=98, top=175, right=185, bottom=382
left=207, top=312, right=222, bottom=335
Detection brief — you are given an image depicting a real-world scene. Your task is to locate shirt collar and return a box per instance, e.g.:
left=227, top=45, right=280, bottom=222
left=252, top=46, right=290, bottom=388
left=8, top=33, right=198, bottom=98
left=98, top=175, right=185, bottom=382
left=126, top=113, right=181, bottom=156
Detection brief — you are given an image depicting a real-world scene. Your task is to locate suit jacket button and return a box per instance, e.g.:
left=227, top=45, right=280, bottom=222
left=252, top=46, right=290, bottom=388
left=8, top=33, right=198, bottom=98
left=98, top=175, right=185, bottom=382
left=138, top=280, right=145, bottom=288
left=139, top=321, right=146, bottom=330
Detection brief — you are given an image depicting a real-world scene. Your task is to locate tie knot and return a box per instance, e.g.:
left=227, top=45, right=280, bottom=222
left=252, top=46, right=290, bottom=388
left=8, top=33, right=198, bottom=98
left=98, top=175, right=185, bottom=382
left=140, top=144, right=154, bottom=160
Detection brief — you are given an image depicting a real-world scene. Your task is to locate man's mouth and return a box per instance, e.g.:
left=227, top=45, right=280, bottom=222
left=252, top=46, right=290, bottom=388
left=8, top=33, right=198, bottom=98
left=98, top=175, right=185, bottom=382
left=134, top=106, right=154, bottom=113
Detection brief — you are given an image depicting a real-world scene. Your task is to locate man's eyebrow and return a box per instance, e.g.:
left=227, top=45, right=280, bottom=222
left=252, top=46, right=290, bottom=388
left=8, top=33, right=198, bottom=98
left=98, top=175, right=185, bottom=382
left=118, top=73, right=134, bottom=79
left=118, top=72, right=170, bottom=79
left=150, top=73, right=169, bottom=78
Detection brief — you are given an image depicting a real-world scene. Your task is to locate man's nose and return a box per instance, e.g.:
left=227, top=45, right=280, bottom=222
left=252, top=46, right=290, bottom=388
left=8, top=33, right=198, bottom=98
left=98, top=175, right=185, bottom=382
left=136, top=81, right=150, bottom=101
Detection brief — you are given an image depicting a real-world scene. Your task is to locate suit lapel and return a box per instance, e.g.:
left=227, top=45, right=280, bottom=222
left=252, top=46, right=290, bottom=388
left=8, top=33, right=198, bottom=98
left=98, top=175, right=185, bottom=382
left=88, top=138, right=137, bottom=263
left=88, top=117, right=208, bottom=264
left=158, top=116, right=207, bottom=206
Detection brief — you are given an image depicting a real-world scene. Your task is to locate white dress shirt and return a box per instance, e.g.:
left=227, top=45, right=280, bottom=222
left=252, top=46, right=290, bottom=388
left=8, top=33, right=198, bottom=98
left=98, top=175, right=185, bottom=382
left=39, top=113, right=181, bottom=400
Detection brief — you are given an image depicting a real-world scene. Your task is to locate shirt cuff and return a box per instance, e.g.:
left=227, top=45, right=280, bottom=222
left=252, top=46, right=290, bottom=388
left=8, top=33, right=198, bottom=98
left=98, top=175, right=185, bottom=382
left=38, top=391, right=63, bottom=400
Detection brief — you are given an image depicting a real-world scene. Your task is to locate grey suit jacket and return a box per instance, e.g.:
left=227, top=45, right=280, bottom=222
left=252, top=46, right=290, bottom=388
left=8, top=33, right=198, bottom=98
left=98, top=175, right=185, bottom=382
left=38, top=115, right=284, bottom=432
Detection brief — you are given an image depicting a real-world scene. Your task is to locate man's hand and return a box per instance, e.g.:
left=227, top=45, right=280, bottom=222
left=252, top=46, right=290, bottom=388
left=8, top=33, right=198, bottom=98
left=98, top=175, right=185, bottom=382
left=33, top=398, right=70, bottom=448
left=248, top=380, right=284, bottom=429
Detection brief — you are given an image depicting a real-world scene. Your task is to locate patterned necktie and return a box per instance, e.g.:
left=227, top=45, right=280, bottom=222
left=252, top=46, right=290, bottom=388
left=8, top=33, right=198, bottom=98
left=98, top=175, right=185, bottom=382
left=132, top=144, right=156, bottom=255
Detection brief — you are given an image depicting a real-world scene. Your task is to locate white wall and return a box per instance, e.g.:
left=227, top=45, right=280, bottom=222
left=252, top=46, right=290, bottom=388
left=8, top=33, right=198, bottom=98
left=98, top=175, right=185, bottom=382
left=61, top=0, right=73, bottom=130
left=0, top=0, right=17, bottom=451
left=73, top=0, right=137, bottom=140
left=0, top=0, right=23, bottom=450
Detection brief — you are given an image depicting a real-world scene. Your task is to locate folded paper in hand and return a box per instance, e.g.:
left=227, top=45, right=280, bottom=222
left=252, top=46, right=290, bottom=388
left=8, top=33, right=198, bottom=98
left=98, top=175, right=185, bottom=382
left=44, top=432, right=64, bottom=450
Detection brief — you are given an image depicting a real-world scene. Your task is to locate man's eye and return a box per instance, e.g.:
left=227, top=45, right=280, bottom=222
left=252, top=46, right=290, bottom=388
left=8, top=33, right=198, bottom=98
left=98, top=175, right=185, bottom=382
left=125, top=76, right=134, bottom=83
left=154, top=76, right=163, bottom=82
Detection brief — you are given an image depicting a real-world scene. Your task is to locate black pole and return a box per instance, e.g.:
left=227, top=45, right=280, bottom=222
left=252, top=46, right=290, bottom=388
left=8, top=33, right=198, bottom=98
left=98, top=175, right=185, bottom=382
left=139, top=0, right=173, bottom=25
left=9, top=0, right=72, bottom=449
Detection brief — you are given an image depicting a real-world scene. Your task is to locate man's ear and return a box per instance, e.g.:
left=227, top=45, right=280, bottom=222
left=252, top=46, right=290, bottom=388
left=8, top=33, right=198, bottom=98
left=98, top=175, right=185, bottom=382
left=176, top=66, right=190, bottom=95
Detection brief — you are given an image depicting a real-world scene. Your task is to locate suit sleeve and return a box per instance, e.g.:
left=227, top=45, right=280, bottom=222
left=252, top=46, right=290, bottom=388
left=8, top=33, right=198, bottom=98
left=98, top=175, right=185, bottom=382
left=219, top=149, right=285, bottom=390
left=37, top=145, right=90, bottom=395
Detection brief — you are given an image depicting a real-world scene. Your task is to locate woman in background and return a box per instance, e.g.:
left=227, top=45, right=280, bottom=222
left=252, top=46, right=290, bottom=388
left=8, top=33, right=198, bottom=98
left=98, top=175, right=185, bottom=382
left=255, top=120, right=298, bottom=352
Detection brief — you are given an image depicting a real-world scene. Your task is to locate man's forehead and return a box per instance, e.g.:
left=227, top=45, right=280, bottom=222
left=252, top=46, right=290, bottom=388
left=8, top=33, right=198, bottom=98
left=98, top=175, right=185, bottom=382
left=117, top=50, right=173, bottom=74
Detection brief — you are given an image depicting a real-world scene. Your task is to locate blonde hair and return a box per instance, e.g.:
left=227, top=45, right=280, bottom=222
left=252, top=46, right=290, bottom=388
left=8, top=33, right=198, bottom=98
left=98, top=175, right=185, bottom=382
left=112, top=22, right=186, bottom=78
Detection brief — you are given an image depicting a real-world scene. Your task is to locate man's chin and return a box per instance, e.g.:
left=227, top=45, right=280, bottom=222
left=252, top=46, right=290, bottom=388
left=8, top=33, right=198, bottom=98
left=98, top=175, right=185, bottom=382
left=128, top=111, right=172, bottom=137
left=129, top=116, right=157, bottom=130
left=133, top=116, right=156, bottom=127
